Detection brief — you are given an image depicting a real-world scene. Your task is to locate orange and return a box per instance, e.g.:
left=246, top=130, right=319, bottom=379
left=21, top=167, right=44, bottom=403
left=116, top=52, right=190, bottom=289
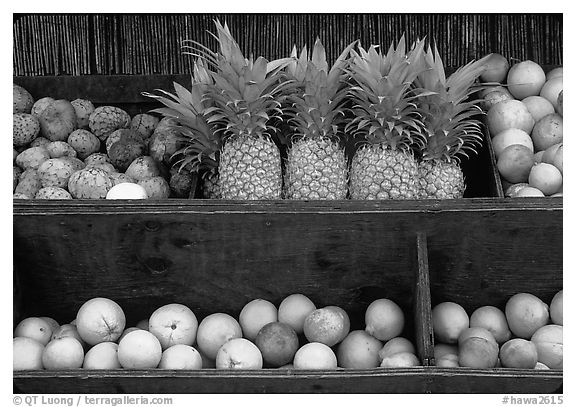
left=278, top=293, right=316, bottom=334
left=364, top=298, right=404, bottom=341
left=528, top=163, right=562, bottom=196
left=379, top=352, right=420, bottom=368
left=196, top=313, right=243, bottom=360
left=378, top=337, right=416, bottom=360
left=159, top=344, right=202, bottom=369
left=540, top=77, right=563, bottom=110
left=293, top=342, right=337, bottom=369
left=480, top=53, right=510, bottom=83
left=487, top=100, right=535, bottom=136
left=432, top=302, right=469, bottom=344
left=515, top=186, right=545, bottom=197
left=457, top=327, right=498, bottom=346
left=505, top=293, right=549, bottom=339
left=239, top=299, right=278, bottom=342
left=117, top=329, right=162, bottom=369
left=469, top=305, right=511, bottom=345
left=148, top=303, right=198, bottom=349
left=499, top=338, right=538, bottom=369
left=531, top=324, right=562, bottom=369
left=336, top=330, right=383, bottom=369
left=83, top=342, right=121, bottom=369
left=522, top=96, right=555, bottom=123
left=550, top=290, right=563, bottom=325
left=458, top=337, right=499, bottom=368
left=215, top=338, right=263, bottom=369
left=303, top=306, right=350, bottom=347
left=506, top=60, right=546, bottom=99
left=531, top=113, right=563, bottom=152
left=76, top=297, right=126, bottom=345
left=492, top=128, right=533, bottom=158
left=546, top=67, right=563, bottom=81
left=255, top=322, right=299, bottom=367
left=42, top=337, right=85, bottom=370
left=14, top=317, right=53, bottom=346
left=39, top=317, right=60, bottom=335
left=497, top=144, right=535, bottom=183
left=13, top=337, right=44, bottom=370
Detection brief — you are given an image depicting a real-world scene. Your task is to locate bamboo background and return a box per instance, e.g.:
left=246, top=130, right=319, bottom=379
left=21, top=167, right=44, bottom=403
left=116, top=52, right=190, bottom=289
left=13, top=14, right=562, bottom=76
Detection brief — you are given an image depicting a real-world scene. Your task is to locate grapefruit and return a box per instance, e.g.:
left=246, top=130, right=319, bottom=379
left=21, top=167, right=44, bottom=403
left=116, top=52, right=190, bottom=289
left=215, top=338, right=263, bottom=369
left=303, top=306, right=350, bottom=347
left=546, top=67, right=563, bottom=81
left=196, top=313, right=242, bottom=360
left=528, top=163, right=562, bottom=195
left=117, top=329, right=162, bottom=369
left=487, top=100, right=535, bottom=136
left=550, top=290, right=562, bottom=325
left=83, top=342, right=120, bottom=369
left=499, top=338, right=538, bottom=369
left=14, top=317, right=53, bottom=346
left=532, top=113, right=563, bottom=152
left=76, top=297, right=126, bottom=345
left=531, top=325, right=562, bottom=369
left=432, top=302, right=469, bottom=344
left=469, top=305, right=512, bottom=345
left=480, top=53, right=510, bottom=83
left=540, top=77, right=563, bottom=110
left=515, top=186, right=545, bottom=197
left=13, top=337, right=44, bottom=370
left=492, top=128, right=533, bottom=158
left=148, top=303, right=198, bottom=350
left=380, top=352, right=420, bottom=368
left=497, top=144, right=535, bottom=183
left=522, top=96, right=555, bottom=123
left=159, top=344, right=202, bottom=369
left=337, top=330, right=383, bottom=369
left=364, top=298, right=404, bottom=341
left=505, top=293, right=550, bottom=339
left=278, top=293, right=316, bottom=334
left=293, top=342, right=338, bottom=369
left=506, top=60, right=546, bottom=99
left=239, top=298, right=278, bottom=342
left=255, top=322, right=299, bottom=367
left=42, top=337, right=85, bottom=370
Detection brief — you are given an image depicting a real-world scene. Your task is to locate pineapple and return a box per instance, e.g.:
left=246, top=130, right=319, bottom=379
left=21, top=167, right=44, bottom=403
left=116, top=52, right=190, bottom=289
left=187, top=21, right=295, bottom=200
left=143, top=58, right=222, bottom=198
left=283, top=39, right=356, bottom=200
left=346, top=36, right=428, bottom=200
left=415, top=45, right=490, bottom=199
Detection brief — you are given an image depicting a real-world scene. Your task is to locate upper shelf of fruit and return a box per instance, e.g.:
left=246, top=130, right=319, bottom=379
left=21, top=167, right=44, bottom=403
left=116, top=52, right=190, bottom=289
left=13, top=20, right=562, bottom=205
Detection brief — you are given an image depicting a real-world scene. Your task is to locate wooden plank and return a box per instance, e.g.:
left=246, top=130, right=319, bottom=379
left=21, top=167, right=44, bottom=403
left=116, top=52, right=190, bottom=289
left=415, top=232, right=434, bottom=366
left=13, top=368, right=562, bottom=394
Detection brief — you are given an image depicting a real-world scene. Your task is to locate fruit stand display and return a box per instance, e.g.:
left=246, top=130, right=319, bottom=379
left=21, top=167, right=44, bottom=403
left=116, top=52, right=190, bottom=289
left=13, top=14, right=562, bottom=394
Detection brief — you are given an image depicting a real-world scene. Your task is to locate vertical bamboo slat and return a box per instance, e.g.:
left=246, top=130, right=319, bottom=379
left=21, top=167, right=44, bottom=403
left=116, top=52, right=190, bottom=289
left=13, top=14, right=562, bottom=77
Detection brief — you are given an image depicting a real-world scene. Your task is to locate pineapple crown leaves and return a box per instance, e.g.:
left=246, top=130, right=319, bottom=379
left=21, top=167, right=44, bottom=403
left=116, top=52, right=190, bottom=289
left=284, top=38, right=358, bottom=142
left=415, top=43, right=492, bottom=162
left=185, top=19, right=298, bottom=140
left=344, top=35, right=430, bottom=151
left=142, top=59, right=221, bottom=174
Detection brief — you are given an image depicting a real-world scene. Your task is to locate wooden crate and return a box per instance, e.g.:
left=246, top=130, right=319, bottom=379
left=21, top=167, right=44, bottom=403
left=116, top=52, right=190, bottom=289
left=13, top=199, right=562, bottom=393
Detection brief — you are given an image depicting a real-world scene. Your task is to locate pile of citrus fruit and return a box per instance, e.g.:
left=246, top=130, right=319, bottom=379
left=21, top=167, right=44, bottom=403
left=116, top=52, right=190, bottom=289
left=480, top=54, right=563, bottom=198
left=13, top=295, right=416, bottom=371
left=432, top=290, right=562, bottom=369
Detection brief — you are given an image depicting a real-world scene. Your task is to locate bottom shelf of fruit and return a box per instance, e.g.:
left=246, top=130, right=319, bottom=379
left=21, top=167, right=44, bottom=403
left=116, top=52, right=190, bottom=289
left=13, top=199, right=562, bottom=393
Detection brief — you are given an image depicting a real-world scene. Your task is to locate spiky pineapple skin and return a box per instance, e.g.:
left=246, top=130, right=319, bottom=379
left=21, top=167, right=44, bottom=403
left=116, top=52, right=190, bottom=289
left=218, top=135, right=282, bottom=200
left=350, top=145, right=419, bottom=200
left=418, top=160, right=465, bottom=199
left=285, top=137, right=348, bottom=200
left=202, top=172, right=221, bottom=199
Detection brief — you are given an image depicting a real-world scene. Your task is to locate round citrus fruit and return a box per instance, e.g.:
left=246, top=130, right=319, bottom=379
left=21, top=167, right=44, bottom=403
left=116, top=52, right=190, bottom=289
left=196, top=313, right=242, bottom=360
left=550, top=290, right=562, bottom=325
left=499, top=338, right=538, bottom=369
left=492, top=128, right=534, bottom=158
left=378, top=337, right=416, bottom=360
left=158, top=344, right=202, bottom=369
left=83, top=342, right=120, bottom=369
left=522, top=96, right=555, bottom=123
left=255, top=321, right=299, bottom=367
left=528, top=163, right=562, bottom=195
left=364, top=298, right=405, bottom=341
left=336, top=330, right=383, bottom=369
left=531, top=324, right=562, bottom=369
left=515, top=186, right=545, bottom=197
left=505, top=293, right=549, bottom=339
left=148, top=303, right=198, bottom=350
left=117, top=329, right=162, bottom=369
left=539, top=77, right=563, bottom=110
left=277, top=293, right=316, bottom=334
left=506, top=60, right=546, bottom=99
left=469, top=305, right=511, bottom=345
left=480, top=53, right=510, bottom=83
left=14, top=317, right=53, bottom=346
left=432, top=302, right=469, bottom=344
left=293, top=342, right=337, bottom=369
left=13, top=337, right=44, bottom=370
left=303, top=306, right=350, bottom=347
left=42, top=337, right=85, bottom=370
left=531, top=113, right=563, bottom=152
left=239, top=298, right=278, bottom=342
left=379, top=352, right=420, bottom=368
left=546, top=67, right=563, bottom=81
left=215, top=338, right=263, bottom=370
left=76, top=297, right=126, bottom=346
left=487, top=100, right=535, bottom=136
left=497, top=144, right=535, bottom=183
